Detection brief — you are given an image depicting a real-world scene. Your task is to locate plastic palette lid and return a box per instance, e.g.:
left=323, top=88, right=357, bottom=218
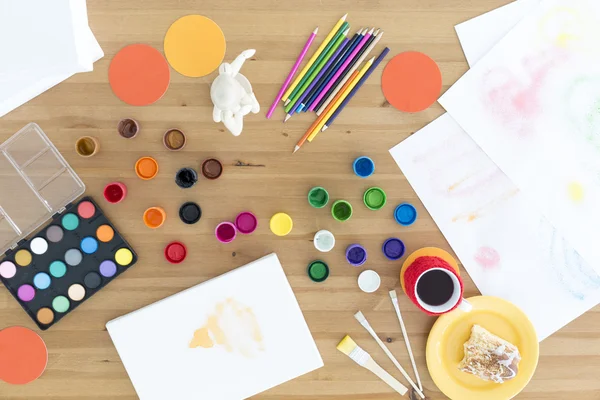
left=0, top=123, right=85, bottom=255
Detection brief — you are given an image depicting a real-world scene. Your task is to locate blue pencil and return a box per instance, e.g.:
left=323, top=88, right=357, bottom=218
left=297, top=29, right=364, bottom=113
left=301, top=28, right=366, bottom=113
left=321, top=47, right=390, bottom=131
left=283, top=35, right=351, bottom=121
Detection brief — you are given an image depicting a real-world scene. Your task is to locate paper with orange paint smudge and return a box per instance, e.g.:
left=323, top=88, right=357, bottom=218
left=441, top=0, right=600, bottom=275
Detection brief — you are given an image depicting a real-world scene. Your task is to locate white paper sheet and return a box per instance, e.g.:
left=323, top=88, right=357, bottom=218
left=389, top=0, right=600, bottom=340
left=440, top=0, right=600, bottom=273
left=455, top=0, right=540, bottom=67
left=107, top=254, right=323, bottom=400
left=0, top=0, right=92, bottom=78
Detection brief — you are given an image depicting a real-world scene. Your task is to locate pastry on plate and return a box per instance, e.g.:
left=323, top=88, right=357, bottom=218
left=458, top=324, right=521, bottom=383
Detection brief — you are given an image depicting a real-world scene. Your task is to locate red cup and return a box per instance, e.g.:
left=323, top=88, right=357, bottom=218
left=403, top=255, right=471, bottom=316
left=103, top=182, right=127, bottom=204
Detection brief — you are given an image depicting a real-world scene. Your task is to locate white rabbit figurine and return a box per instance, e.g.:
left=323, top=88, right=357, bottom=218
left=210, top=49, right=260, bottom=136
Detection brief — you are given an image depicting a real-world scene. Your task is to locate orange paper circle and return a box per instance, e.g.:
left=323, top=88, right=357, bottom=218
left=109, top=44, right=170, bottom=106
left=400, top=247, right=460, bottom=294
left=382, top=51, right=442, bottom=113
left=0, top=326, right=48, bottom=384
left=164, top=15, right=226, bottom=77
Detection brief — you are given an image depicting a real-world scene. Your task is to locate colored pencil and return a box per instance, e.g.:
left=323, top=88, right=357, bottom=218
left=316, top=29, right=383, bottom=115
left=292, top=69, right=360, bottom=154
left=298, top=28, right=365, bottom=113
left=321, top=47, right=390, bottom=131
left=266, top=27, right=318, bottom=119
left=285, top=21, right=349, bottom=106
left=307, top=57, right=373, bottom=142
left=283, top=28, right=349, bottom=120
left=307, top=28, right=373, bottom=112
left=285, top=33, right=351, bottom=120
left=282, top=14, right=348, bottom=103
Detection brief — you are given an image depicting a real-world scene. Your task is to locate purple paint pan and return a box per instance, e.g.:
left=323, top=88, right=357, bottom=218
left=346, top=244, right=367, bottom=267
left=235, top=212, right=258, bottom=235
left=382, top=238, right=406, bottom=261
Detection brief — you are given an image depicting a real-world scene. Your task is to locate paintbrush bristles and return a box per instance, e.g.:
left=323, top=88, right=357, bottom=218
left=389, top=289, right=398, bottom=300
left=336, top=335, right=358, bottom=355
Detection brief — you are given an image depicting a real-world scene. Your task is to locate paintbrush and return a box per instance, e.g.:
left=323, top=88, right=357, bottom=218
left=354, top=311, right=425, bottom=399
left=337, top=335, right=408, bottom=397
left=390, top=290, right=423, bottom=392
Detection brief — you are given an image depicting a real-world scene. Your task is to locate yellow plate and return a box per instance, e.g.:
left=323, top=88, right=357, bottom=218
left=426, top=296, right=539, bottom=400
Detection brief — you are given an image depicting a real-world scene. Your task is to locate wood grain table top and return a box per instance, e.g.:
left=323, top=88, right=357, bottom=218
left=1, top=1, right=599, bottom=399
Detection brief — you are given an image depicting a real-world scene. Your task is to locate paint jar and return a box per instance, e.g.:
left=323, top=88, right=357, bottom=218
left=135, top=156, right=159, bottom=180
left=313, top=230, right=335, bottom=252
left=175, top=167, right=198, bottom=189
left=235, top=212, right=258, bottom=234
left=164, top=242, right=187, bottom=264
left=215, top=222, right=237, bottom=243
left=394, top=203, right=417, bottom=226
left=270, top=213, right=293, bottom=236
left=201, top=158, right=223, bottom=180
left=163, top=128, right=186, bottom=151
left=383, top=238, right=406, bottom=261
left=346, top=244, right=367, bottom=267
left=353, top=156, right=375, bottom=178
left=75, top=136, right=99, bottom=158
left=103, top=182, right=127, bottom=204
left=117, top=118, right=139, bottom=139
left=331, top=200, right=353, bottom=222
left=143, top=207, right=166, bottom=229
left=308, top=260, right=329, bottom=283
left=363, top=187, right=387, bottom=211
left=308, top=186, right=329, bottom=208
left=179, top=202, right=201, bottom=225
left=358, top=270, right=381, bottom=293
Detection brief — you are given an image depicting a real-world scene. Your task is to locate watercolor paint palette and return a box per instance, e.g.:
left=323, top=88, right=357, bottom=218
left=0, top=124, right=137, bottom=329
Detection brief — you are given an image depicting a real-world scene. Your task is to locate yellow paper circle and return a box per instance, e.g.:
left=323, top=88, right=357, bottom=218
left=164, top=15, right=226, bottom=77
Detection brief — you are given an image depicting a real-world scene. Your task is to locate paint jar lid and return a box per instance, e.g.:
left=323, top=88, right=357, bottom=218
left=235, top=211, right=258, bottom=234
left=314, top=230, right=335, bottom=252
left=383, top=238, right=406, bottom=260
left=175, top=167, right=198, bottom=189
left=363, top=187, right=387, bottom=210
left=270, top=213, right=293, bottom=236
left=332, top=200, right=353, bottom=222
left=179, top=202, right=201, bottom=224
left=164, top=241, right=187, bottom=264
left=346, top=244, right=367, bottom=266
left=394, top=203, right=417, bottom=226
left=202, top=158, right=223, bottom=179
left=358, top=270, right=381, bottom=293
left=353, top=156, right=375, bottom=178
left=0, top=123, right=85, bottom=255
left=308, top=260, right=329, bottom=282
left=308, top=186, right=329, bottom=208
left=135, top=156, right=159, bottom=180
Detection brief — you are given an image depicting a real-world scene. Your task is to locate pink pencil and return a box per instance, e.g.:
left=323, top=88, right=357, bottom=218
left=266, top=27, right=319, bottom=119
left=308, top=28, right=372, bottom=111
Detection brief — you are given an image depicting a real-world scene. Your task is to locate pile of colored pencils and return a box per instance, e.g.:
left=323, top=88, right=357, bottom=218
left=266, top=14, right=390, bottom=153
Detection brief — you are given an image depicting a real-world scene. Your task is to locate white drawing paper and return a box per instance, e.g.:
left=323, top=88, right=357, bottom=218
left=107, top=254, right=323, bottom=400
left=440, top=0, right=600, bottom=273
left=389, top=0, right=600, bottom=340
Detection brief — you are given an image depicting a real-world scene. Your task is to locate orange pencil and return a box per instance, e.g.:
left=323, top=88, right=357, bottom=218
left=292, top=70, right=360, bottom=154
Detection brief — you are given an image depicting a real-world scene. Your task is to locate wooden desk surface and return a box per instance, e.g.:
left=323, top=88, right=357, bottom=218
left=1, top=1, right=599, bottom=399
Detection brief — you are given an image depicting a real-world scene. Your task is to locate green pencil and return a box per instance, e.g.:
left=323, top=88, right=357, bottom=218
left=284, top=27, right=348, bottom=114
left=284, top=21, right=350, bottom=106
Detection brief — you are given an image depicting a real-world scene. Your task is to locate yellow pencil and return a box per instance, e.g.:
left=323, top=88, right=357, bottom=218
left=281, top=13, right=348, bottom=102
left=307, top=57, right=373, bottom=142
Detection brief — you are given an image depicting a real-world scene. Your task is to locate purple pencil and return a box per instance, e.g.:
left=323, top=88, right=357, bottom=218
left=308, top=28, right=373, bottom=112
left=266, top=27, right=318, bottom=119
left=284, top=35, right=351, bottom=121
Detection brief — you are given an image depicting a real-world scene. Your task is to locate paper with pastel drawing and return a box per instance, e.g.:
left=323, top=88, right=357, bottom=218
left=389, top=0, right=600, bottom=341
left=440, top=0, right=600, bottom=273
left=106, top=253, right=323, bottom=400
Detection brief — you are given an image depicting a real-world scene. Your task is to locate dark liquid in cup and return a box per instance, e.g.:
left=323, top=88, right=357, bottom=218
left=417, top=270, right=454, bottom=306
